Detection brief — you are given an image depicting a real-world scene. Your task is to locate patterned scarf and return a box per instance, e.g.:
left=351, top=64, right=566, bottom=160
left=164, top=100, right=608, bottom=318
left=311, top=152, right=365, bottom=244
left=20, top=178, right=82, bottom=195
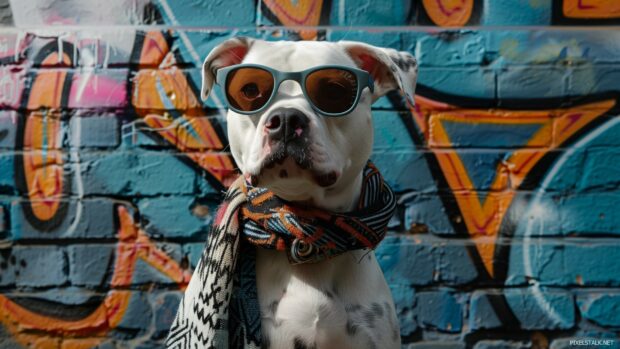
left=166, top=162, right=395, bottom=349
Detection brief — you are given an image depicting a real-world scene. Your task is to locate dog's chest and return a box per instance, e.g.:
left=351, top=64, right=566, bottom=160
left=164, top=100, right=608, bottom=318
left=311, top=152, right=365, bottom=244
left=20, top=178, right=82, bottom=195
left=255, top=248, right=401, bottom=349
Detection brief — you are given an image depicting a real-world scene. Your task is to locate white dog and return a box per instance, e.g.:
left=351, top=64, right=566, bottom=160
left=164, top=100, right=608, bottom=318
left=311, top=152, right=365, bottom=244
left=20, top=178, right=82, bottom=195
left=198, top=37, right=417, bottom=349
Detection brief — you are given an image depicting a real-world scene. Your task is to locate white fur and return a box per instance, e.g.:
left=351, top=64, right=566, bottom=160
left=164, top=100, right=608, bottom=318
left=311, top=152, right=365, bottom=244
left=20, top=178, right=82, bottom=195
left=201, top=38, right=417, bottom=349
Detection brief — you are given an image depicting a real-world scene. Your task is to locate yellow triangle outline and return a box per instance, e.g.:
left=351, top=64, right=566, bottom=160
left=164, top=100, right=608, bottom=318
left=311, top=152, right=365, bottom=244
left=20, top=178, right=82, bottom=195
left=410, top=98, right=616, bottom=277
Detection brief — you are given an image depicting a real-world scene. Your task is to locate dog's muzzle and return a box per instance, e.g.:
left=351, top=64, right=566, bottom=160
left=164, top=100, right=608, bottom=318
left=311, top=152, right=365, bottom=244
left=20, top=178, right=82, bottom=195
left=262, top=108, right=312, bottom=169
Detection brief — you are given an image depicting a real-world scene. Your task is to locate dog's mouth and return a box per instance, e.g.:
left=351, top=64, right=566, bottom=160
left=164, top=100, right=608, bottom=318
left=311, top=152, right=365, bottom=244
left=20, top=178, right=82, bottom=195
left=246, top=143, right=339, bottom=188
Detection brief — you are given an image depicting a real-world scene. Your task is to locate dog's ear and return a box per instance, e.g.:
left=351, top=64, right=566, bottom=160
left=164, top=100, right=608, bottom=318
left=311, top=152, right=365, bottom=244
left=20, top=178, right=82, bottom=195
left=338, top=41, right=417, bottom=106
left=201, top=37, right=254, bottom=101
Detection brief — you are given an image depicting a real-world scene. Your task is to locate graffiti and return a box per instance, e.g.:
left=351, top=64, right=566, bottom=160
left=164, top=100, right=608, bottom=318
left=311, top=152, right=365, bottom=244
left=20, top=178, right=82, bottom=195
left=553, top=0, right=620, bottom=24
left=0, top=205, right=190, bottom=347
left=405, top=95, right=615, bottom=278
left=562, top=0, right=620, bottom=18
left=1, top=0, right=620, bottom=347
left=131, top=31, right=236, bottom=187
left=421, top=0, right=474, bottom=27
left=261, top=0, right=329, bottom=40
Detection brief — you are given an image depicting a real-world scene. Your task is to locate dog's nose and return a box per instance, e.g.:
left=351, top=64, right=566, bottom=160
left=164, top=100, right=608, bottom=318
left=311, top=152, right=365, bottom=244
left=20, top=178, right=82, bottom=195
left=264, top=108, right=309, bottom=142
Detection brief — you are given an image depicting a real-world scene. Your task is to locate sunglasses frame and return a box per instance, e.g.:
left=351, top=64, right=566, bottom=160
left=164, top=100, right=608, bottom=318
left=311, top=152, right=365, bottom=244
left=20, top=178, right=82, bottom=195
left=215, top=63, right=374, bottom=117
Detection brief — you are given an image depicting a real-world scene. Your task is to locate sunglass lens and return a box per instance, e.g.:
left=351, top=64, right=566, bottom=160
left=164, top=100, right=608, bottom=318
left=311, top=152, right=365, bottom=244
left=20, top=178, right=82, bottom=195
left=305, top=68, right=358, bottom=114
left=225, top=67, right=274, bottom=112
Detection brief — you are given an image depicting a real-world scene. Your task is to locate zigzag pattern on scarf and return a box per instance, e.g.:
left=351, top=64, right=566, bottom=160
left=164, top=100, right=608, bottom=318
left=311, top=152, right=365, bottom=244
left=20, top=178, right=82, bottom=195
left=166, top=162, right=395, bottom=349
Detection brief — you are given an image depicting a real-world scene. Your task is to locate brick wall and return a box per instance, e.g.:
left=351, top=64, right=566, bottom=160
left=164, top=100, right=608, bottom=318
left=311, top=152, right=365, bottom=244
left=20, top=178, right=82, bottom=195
left=1, top=0, right=620, bottom=348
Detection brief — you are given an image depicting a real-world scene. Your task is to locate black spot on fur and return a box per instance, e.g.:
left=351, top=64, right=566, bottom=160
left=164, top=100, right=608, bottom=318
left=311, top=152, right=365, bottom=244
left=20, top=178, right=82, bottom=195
left=371, top=303, right=384, bottom=317
left=346, top=319, right=358, bottom=336
left=323, top=289, right=334, bottom=299
left=293, top=337, right=316, bottom=349
left=269, top=300, right=279, bottom=315
left=384, top=302, right=399, bottom=341
left=345, top=304, right=362, bottom=313
left=363, top=309, right=376, bottom=328
left=261, top=333, right=271, bottom=349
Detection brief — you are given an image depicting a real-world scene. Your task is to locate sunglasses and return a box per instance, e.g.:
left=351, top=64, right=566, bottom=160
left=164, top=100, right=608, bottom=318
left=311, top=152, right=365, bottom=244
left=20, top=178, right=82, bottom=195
left=215, top=64, right=374, bottom=117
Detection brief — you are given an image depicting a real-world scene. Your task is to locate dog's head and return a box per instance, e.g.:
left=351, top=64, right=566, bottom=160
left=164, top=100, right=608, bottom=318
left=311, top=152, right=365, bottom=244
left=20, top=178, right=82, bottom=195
left=202, top=38, right=417, bottom=208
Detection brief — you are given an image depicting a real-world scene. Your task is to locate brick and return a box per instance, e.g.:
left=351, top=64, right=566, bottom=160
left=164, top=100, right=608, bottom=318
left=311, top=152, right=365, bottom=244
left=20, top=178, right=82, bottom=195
left=169, top=31, right=233, bottom=78
left=416, top=32, right=487, bottom=67
left=328, top=31, right=404, bottom=49
left=0, top=111, right=17, bottom=149
left=68, top=244, right=114, bottom=287
left=69, top=30, right=136, bottom=68
left=372, top=111, right=415, bottom=151
left=436, top=243, right=479, bottom=285
left=488, top=31, right=620, bottom=66
left=505, top=239, right=565, bottom=286
left=116, top=291, right=152, bottom=332
left=378, top=235, right=478, bottom=286
left=0, top=2, right=11, bottom=25
left=579, top=148, right=620, bottom=191
left=12, top=198, right=116, bottom=240
left=69, top=116, right=119, bottom=148
left=131, top=243, right=183, bottom=285
left=565, top=66, right=620, bottom=97
left=401, top=193, right=458, bottom=236
left=30, top=287, right=105, bottom=304
left=567, top=118, right=620, bottom=148
left=371, top=150, right=437, bottom=193
left=151, top=291, right=182, bottom=339
left=175, top=116, right=228, bottom=152
left=532, top=149, right=584, bottom=193
left=509, top=239, right=620, bottom=287
left=0, top=246, right=67, bottom=287
left=0, top=33, right=29, bottom=64
left=376, top=235, right=435, bottom=286
left=433, top=150, right=509, bottom=191
left=182, top=242, right=206, bottom=268
left=577, top=293, right=620, bottom=327
left=389, top=284, right=417, bottom=336
left=558, top=192, right=620, bottom=236
left=507, top=191, right=563, bottom=237
left=11, top=2, right=150, bottom=27
left=0, top=65, right=25, bottom=109
left=498, top=66, right=565, bottom=101
left=78, top=151, right=196, bottom=196
left=67, top=69, right=129, bottom=109
left=158, top=1, right=255, bottom=26
left=419, top=67, right=496, bottom=101
left=415, top=290, right=463, bottom=333
left=132, top=68, right=201, bottom=111
left=473, top=340, right=531, bottom=349
left=470, top=289, right=575, bottom=330
left=0, top=153, right=15, bottom=193
left=331, top=1, right=411, bottom=26
left=428, top=117, right=552, bottom=149
left=137, top=196, right=216, bottom=238
left=508, top=189, right=620, bottom=238
left=120, top=119, right=176, bottom=149
left=481, top=0, right=551, bottom=25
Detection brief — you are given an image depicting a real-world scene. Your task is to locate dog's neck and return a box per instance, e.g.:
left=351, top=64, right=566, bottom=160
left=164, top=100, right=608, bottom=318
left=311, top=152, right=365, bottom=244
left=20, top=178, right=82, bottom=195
left=268, top=171, right=363, bottom=213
